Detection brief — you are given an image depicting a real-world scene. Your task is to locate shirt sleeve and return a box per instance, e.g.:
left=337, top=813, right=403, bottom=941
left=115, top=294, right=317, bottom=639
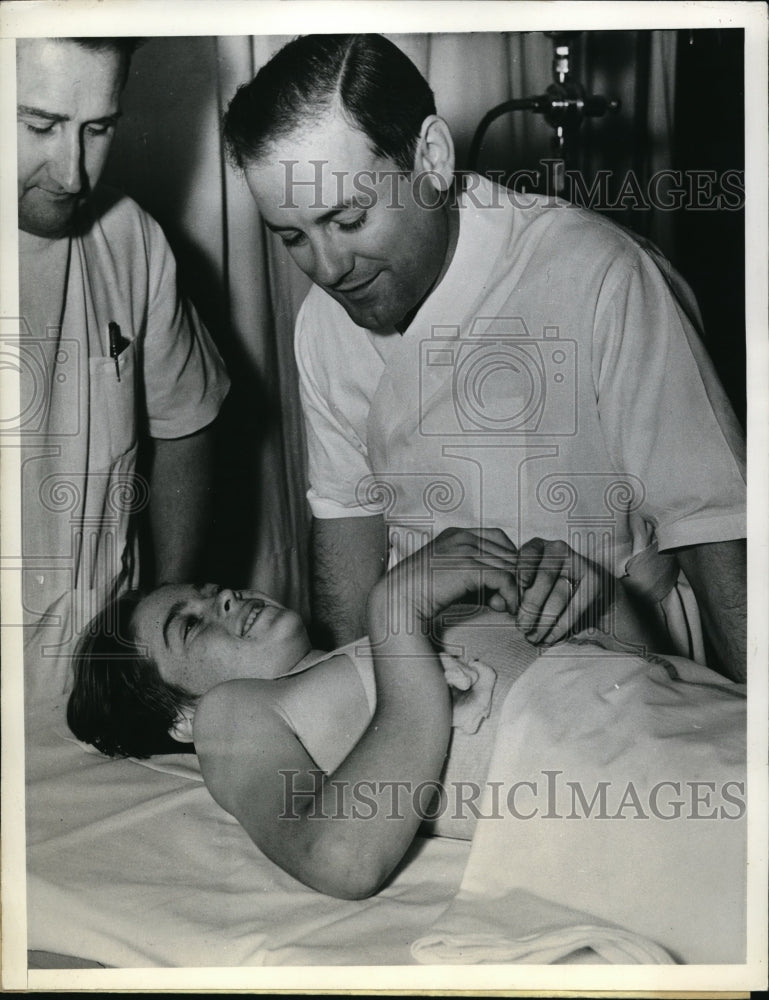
left=295, top=297, right=380, bottom=519
left=593, top=246, right=746, bottom=551
left=140, top=211, right=230, bottom=439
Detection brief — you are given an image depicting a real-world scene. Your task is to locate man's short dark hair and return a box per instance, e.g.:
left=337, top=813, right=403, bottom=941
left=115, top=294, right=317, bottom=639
left=68, top=37, right=143, bottom=58
left=67, top=591, right=196, bottom=759
left=57, top=37, right=143, bottom=87
left=223, top=33, right=437, bottom=173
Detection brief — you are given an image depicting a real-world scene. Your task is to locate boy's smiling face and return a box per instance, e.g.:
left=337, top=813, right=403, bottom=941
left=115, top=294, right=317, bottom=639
left=131, top=583, right=312, bottom=695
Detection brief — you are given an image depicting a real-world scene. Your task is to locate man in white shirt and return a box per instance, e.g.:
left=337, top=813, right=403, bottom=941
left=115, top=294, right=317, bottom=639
left=223, top=33, right=746, bottom=681
left=17, top=37, right=230, bottom=702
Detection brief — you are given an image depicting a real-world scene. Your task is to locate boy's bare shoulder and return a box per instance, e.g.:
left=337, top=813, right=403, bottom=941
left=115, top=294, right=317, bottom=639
left=193, top=678, right=279, bottom=740
left=192, top=652, right=357, bottom=743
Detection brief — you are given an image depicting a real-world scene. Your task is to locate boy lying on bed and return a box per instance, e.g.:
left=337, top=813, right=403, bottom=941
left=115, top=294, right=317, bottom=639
left=67, top=527, right=663, bottom=900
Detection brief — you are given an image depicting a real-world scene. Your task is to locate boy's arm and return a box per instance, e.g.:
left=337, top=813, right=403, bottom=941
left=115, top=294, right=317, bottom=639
left=194, top=623, right=449, bottom=899
left=199, top=528, right=519, bottom=899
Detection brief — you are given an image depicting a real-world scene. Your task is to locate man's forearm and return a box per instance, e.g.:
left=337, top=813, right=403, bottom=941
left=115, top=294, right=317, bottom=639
left=677, top=539, right=747, bottom=682
left=312, top=515, right=387, bottom=648
left=147, top=423, right=217, bottom=585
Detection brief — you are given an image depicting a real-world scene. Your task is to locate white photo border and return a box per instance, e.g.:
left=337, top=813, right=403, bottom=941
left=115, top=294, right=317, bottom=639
left=1, top=1, right=766, bottom=992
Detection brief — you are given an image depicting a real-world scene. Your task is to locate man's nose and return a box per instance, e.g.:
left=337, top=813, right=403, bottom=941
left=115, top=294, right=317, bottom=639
left=312, top=235, right=354, bottom=288
left=50, top=128, right=85, bottom=195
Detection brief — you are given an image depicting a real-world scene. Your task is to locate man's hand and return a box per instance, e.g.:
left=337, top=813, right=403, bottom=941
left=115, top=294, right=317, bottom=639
left=492, top=536, right=609, bottom=646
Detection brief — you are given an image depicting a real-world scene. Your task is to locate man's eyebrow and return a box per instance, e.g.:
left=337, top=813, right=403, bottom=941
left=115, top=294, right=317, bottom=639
left=17, top=105, right=123, bottom=126
left=263, top=199, right=368, bottom=233
left=17, top=106, right=65, bottom=122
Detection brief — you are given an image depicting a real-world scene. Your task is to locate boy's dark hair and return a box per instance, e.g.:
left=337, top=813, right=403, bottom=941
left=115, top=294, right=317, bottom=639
left=67, top=591, right=196, bottom=759
left=223, top=33, right=437, bottom=173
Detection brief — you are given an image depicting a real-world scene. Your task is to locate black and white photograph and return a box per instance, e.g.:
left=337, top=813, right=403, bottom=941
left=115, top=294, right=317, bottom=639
left=1, top=0, right=766, bottom=992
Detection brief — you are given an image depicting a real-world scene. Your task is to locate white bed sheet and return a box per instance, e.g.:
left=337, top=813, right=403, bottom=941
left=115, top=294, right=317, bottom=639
left=26, top=693, right=470, bottom=968
left=24, top=607, right=532, bottom=969
left=24, top=619, right=747, bottom=969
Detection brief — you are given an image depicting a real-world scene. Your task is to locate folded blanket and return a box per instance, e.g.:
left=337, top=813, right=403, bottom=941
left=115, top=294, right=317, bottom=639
left=411, top=888, right=674, bottom=964
left=412, top=644, right=747, bottom=965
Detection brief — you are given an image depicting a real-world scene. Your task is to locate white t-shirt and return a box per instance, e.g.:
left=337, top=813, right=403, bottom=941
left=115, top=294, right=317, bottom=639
left=295, top=176, right=746, bottom=660
left=19, top=189, right=230, bottom=702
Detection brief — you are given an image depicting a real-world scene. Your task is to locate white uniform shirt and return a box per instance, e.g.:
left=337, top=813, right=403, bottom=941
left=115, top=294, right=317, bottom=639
left=295, top=177, right=746, bottom=661
left=19, top=190, right=230, bottom=702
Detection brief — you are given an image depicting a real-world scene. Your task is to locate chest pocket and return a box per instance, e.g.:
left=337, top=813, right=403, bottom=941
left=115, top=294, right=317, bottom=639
left=88, top=338, right=138, bottom=472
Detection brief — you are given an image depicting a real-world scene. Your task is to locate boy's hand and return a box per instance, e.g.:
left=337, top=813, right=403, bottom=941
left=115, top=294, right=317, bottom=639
left=379, top=527, right=520, bottom=624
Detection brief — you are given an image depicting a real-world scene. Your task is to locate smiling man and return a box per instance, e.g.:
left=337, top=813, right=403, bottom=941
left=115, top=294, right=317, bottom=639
left=17, top=38, right=230, bottom=704
left=248, top=109, right=459, bottom=335
left=223, top=33, right=747, bottom=682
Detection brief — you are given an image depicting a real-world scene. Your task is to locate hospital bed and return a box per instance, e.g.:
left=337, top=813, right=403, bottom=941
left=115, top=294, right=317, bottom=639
left=23, top=610, right=747, bottom=971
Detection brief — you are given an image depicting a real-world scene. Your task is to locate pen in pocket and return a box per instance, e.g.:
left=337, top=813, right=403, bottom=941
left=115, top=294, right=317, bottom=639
left=108, top=321, right=123, bottom=382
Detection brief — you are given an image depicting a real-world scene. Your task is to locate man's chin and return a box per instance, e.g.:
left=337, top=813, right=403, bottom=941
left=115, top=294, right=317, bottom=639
left=334, top=297, right=402, bottom=335
left=18, top=199, right=86, bottom=240
left=19, top=217, right=74, bottom=240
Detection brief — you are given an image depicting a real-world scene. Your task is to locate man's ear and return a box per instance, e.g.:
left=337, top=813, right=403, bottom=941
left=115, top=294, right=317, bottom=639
left=168, top=705, right=195, bottom=744
left=413, top=115, right=455, bottom=193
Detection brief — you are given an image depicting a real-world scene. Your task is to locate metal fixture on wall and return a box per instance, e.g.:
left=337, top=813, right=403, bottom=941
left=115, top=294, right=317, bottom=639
left=467, top=32, right=621, bottom=194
